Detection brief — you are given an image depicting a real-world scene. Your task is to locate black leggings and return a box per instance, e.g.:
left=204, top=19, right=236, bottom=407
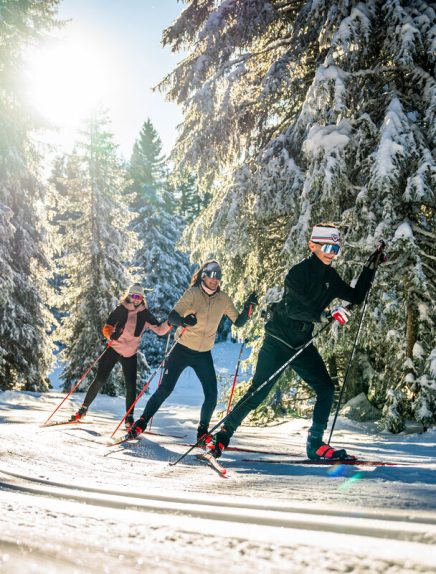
left=83, top=346, right=137, bottom=414
left=139, top=343, right=218, bottom=428
left=224, top=334, right=334, bottom=435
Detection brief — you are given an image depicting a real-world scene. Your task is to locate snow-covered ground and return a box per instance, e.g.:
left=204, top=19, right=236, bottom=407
left=0, top=341, right=435, bottom=573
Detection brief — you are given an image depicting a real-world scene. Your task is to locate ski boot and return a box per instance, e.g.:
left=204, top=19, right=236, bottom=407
left=125, top=415, right=135, bottom=431
left=207, top=428, right=231, bottom=459
left=126, top=417, right=148, bottom=440
left=196, top=424, right=211, bottom=448
left=69, top=405, right=88, bottom=422
left=306, top=424, right=353, bottom=461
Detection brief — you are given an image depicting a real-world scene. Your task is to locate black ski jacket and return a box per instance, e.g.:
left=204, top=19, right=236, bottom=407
left=106, top=304, right=160, bottom=338
left=266, top=254, right=374, bottom=348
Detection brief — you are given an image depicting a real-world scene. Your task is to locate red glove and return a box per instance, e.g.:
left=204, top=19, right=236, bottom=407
left=330, top=306, right=351, bottom=325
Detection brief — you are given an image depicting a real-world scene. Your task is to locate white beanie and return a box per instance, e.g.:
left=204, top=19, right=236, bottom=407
left=310, top=225, right=341, bottom=244
left=128, top=284, right=145, bottom=297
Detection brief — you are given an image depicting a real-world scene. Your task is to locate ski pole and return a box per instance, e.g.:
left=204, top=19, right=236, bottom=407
left=226, top=339, right=247, bottom=415
left=327, top=240, right=386, bottom=443
left=226, top=303, right=254, bottom=414
left=43, top=341, right=113, bottom=426
left=111, top=327, right=186, bottom=437
left=170, top=319, right=334, bottom=467
left=148, top=331, right=172, bottom=432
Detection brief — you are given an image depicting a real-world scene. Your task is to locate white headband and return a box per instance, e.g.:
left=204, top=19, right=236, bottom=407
left=311, top=225, right=341, bottom=244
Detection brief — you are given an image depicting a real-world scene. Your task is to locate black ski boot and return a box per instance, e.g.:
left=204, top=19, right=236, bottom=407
left=196, top=424, right=210, bottom=447
left=207, top=428, right=231, bottom=459
left=126, top=416, right=148, bottom=440
left=69, top=405, right=88, bottom=422
left=125, top=415, right=135, bottom=431
left=306, top=424, right=352, bottom=461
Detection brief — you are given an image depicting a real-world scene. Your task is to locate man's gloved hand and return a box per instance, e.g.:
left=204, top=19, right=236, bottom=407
left=245, top=293, right=259, bottom=307
left=182, top=313, right=197, bottom=327
left=244, top=292, right=258, bottom=308
left=366, top=250, right=387, bottom=269
left=330, top=306, right=351, bottom=326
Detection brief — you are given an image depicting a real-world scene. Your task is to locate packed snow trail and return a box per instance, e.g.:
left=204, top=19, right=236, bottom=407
left=0, top=341, right=435, bottom=573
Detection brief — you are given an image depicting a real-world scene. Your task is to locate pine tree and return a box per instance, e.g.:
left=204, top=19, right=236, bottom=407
left=160, top=0, right=435, bottom=429
left=50, top=111, right=136, bottom=395
left=176, top=172, right=211, bottom=224
left=127, top=119, right=191, bottom=369
left=0, top=0, right=59, bottom=391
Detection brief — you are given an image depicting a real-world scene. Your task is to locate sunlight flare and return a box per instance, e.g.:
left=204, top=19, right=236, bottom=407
left=25, top=35, right=115, bottom=127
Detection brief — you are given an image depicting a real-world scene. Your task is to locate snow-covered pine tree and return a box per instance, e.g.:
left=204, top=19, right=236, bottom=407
left=160, top=1, right=435, bottom=429
left=0, top=0, right=59, bottom=391
left=127, top=119, right=191, bottom=368
left=50, top=110, right=136, bottom=395
left=176, top=171, right=211, bottom=224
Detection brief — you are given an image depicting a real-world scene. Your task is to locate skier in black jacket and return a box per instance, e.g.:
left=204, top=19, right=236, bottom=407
left=207, top=223, right=382, bottom=461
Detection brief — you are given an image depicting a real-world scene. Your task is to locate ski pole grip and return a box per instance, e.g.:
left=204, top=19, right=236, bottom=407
left=376, top=239, right=386, bottom=252
left=374, top=240, right=387, bottom=268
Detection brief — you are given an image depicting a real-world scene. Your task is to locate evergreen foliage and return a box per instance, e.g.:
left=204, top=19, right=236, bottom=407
left=49, top=111, right=136, bottom=394
left=0, top=0, right=59, bottom=391
left=161, top=0, right=435, bottom=430
left=177, top=172, right=211, bottom=224
left=127, top=119, right=191, bottom=368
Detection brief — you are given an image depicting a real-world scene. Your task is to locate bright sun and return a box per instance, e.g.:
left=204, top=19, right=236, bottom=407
left=25, top=34, right=115, bottom=127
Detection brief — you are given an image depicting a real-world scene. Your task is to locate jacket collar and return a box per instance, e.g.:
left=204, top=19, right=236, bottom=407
left=199, top=283, right=220, bottom=298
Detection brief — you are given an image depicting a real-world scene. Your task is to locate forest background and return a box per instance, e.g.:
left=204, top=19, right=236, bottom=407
left=0, top=0, right=434, bottom=434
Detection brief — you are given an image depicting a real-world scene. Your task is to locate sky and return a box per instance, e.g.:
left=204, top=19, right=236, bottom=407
left=26, top=0, right=185, bottom=158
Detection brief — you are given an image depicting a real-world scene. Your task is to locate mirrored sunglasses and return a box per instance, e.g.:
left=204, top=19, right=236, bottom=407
left=130, top=293, right=143, bottom=300
left=320, top=243, right=341, bottom=255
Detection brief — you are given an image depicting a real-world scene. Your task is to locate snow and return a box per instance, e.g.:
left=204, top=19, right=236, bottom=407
left=1, top=340, right=435, bottom=573
left=394, top=222, right=414, bottom=240
left=303, top=120, right=352, bottom=158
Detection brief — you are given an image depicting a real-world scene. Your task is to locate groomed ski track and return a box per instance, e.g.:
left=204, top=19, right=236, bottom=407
left=1, top=339, right=435, bottom=574
left=1, top=466, right=435, bottom=538
left=0, top=465, right=435, bottom=574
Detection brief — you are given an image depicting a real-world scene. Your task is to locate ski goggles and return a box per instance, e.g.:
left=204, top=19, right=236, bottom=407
left=130, top=293, right=144, bottom=300
left=319, top=243, right=341, bottom=255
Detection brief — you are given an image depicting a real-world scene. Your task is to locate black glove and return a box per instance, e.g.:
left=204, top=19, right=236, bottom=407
left=182, top=313, right=197, bottom=327
left=110, top=328, right=123, bottom=340
left=366, top=250, right=387, bottom=270
left=244, top=292, right=258, bottom=308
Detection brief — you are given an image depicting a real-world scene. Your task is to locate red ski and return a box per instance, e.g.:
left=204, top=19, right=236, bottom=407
left=41, top=420, right=94, bottom=428
left=182, top=443, right=296, bottom=456
left=146, top=430, right=187, bottom=440
left=107, top=430, right=186, bottom=448
left=196, top=452, right=227, bottom=477
left=241, top=458, right=400, bottom=467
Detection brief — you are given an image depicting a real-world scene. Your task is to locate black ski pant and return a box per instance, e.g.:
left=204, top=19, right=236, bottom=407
left=83, top=346, right=137, bottom=415
left=223, top=334, right=334, bottom=436
left=139, top=343, right=218, bottom=428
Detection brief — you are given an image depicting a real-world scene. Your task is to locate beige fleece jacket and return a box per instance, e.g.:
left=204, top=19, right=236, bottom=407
left=173, top=286, right=239, bottom=352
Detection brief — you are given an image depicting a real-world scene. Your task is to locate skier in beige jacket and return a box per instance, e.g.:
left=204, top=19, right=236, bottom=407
left=128, top=260, right=257, bottom=442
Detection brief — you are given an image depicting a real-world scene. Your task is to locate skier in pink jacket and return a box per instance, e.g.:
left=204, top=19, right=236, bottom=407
left=70, top=284, right=170, bottom=429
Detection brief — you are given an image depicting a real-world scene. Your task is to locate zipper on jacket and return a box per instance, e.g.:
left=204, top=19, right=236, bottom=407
left=200, top=293, right=211, bottom=352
